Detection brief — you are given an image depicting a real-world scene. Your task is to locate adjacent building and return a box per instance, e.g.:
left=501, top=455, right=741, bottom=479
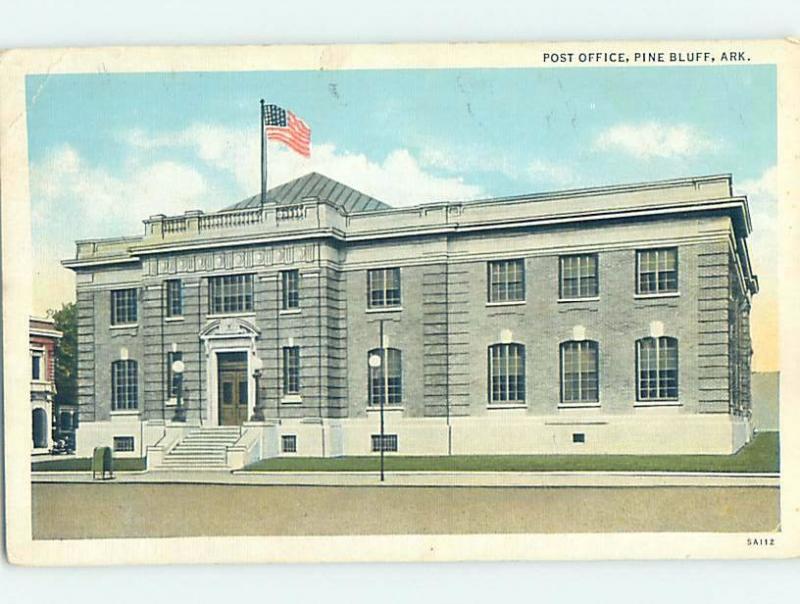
left=63, top=172, right=758, bottom=467
left=30, top=317, right=62, bottom=453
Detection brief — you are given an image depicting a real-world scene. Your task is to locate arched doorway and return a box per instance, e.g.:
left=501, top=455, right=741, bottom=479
left=32, top=408, right=48, bottom=449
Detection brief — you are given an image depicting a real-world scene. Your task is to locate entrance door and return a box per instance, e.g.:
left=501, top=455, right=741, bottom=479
left=217, top=352, right=249, bottom=426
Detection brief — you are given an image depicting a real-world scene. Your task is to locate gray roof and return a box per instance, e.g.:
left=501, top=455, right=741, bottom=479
left=222, top=172, right=391, bottom=214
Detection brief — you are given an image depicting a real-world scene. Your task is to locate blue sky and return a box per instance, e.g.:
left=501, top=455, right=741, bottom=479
left=26, top=65, right=778, bottom=368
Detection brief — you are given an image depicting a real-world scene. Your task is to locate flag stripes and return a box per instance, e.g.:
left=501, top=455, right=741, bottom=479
left=264, top=104, right=311, bottom=157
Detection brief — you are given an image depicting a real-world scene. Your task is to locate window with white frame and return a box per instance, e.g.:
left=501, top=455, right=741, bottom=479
left=208, top=274, right=254, bottom=314
left=111, top=288, right=138, bottom=325
left=31, top=351, right=43, bottom=381
left=488, top=259, right=525, bottom=303
left=560, top=340, right=599, bottom=403
left=367, top=268, right=401, bottom=308
left=637, top=248, right=678, bottom=295
left=560, top=254, right=598, bottom=299
left=166, top=279, right=183, bottom=317
left=636, top=336, right=679, bottom=401
left=368, top=348, right=402, bottom=406
left=282, top=346, right=300, bottom=395
left=281, top=269, right=300, bottom=310
left=111, top=360, right=138, bottom=411
left=488, top=343, right=526, bottom=404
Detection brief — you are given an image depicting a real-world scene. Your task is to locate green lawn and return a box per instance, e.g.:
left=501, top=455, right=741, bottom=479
left=244, top=431, right=780, bottom=474
left=31, top=457, right=147, bottom=472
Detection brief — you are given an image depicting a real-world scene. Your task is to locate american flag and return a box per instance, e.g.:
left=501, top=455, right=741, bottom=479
left=264, top=104, right=311, bottom=157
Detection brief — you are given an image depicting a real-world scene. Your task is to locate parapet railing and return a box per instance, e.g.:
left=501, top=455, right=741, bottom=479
left=145, top=203, right=311, bottom=240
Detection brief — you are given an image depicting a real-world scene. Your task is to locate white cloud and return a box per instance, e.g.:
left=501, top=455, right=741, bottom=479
left=527, top=159, right=574, bottom=187
left=419, top=144, right=516, bottom=180
left=268, top=143, right=482, bottom=205
left=737, top=165, right=777, bottom=202
left=736, top=165, right=778, bottom=273
left=29, top=145, right=215, bottom=315
left=593, top=122, right=719, bottom=159
left=124, top=124, right=484, bottom=206
left=735, top=166, right=778, bottom=371
left=31, top=144, right=213, bottom=235
left=125, top=125, right=255, bottom=193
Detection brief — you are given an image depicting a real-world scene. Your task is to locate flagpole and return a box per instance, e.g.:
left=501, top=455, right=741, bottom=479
left=260, top=99, right=267, bottom=205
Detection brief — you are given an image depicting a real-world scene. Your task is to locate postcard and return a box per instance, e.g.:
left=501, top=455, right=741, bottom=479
left=2, top=39, right=799, bottom=565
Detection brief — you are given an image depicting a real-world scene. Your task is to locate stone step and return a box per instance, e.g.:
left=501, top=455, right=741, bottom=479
left=167, top=451, right=226, bottom=458
left=159, top=457, right=229, bottom=463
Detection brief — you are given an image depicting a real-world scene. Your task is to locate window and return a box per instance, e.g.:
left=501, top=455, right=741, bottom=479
left=281, top=435, right=297, bottom=453
left=281, top=270, right=300, bottom=310
left=208, top=274, right=254, bottom=314
left=166, top=279, right=183, bottom=317
left=367, top=268, right=401, bottom=308
left=32, top=408, right=48, bottom=449
left=111, top=360, right=138, bottom=411
left=368, top=348, right=402, bottom=406
left=371, top=434, right=398, bottom=452
left=31, top=352, right=42, bottom=381
left=572, top=433, right=586, bottom=444
left=560, top=340, right=599, bottom=403
left=637, top=248, right=678, bottom=295
left=488, top=343, right=526, bottom=404
left=111, top=288, right=138, bottom=325
left=488, top=259, right=525, bottom=303
left=560, top=254, right=598, bottom=299
left=167, top=351, right=183, bottom=398
left=636, top=336, right=679, bottom=401
left=113, top=436, right=135, bottom=452
left=282, top=346, right=300, bottom=395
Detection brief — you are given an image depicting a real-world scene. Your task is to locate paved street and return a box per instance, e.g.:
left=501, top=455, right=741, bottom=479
left=32, top=482, right=780, bottom=539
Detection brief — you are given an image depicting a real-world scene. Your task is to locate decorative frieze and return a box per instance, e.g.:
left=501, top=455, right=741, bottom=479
left=143, top=243, right=318, bottom=276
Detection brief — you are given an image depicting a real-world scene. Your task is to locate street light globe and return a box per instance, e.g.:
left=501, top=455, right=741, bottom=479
left=368, top=354, right=382, bottom=368
left=171, top=359, right=185, bottom=374
left=252, top=356, right=264, bottom=371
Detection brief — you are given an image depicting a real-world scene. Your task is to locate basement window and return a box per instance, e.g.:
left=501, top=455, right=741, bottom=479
left=113, top=436, right=135, bottom=452
left=281, top=435, right=297, bottom=454
left=572, top=433, right=586, bottom=444
left=371, top=434, right=398, bottom=452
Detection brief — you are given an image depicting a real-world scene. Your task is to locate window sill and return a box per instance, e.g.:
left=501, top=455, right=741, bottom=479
left=487, top=403, right=527, bottom=410
left=634, top=401, right=682, bottom=408
left=365, top=307, right=403, bottom=314
left=164, top=316, right=184, bottom=322
left=281, top=395, right=303, bottom=405
left=279, top=309, right=302, bottom=315
left=486, top=300, right=526, bottom=307
left=206, top=312, right=256, bottom=320
left=557, top=297, right=600, bottom=304
left=110, top=410, right=140, bottom=417
left=558, top=403, right=601, bottom=409
left=366, top=406, right=404, bottom=412
left=634, top=292, right=680, bottom=300
left=110, top=323, right=138, bottom=330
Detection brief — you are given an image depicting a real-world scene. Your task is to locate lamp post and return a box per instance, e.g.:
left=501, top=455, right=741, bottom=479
left=368, top=319, right=388, bottom=482
left=251, top=356, right=265, bottom=422
left=171, top=359, right=186, bottom=422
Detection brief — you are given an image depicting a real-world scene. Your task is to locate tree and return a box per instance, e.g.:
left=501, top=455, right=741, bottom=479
left=48, top=302, right=77, bottom=408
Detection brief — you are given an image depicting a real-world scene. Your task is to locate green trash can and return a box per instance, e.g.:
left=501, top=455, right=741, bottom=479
left=92, top=446, right=114, bottom=480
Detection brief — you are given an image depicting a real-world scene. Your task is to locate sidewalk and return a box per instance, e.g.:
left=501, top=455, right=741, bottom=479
left=31, top=469, right=780, bottom=488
